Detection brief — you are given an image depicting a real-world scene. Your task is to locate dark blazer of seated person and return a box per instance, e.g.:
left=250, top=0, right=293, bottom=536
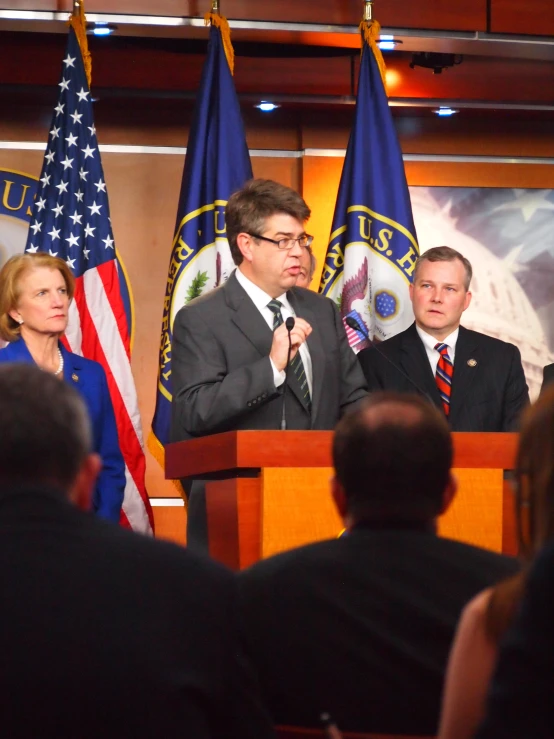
left=0, top=364, right=274, bottom=739
left=237, top=394, right=519, bottom=736
left=541, top=363, right=554, bottom=394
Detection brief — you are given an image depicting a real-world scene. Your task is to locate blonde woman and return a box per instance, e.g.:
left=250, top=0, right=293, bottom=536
left=0, top=253, right=125, bottom=522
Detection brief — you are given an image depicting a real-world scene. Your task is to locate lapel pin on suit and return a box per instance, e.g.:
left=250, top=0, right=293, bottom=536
left=72, top=373, right=79, bottom=382
left=467, top=359, right=477, bottom=367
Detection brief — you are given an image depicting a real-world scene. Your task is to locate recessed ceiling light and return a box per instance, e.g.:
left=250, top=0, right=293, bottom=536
left=378, top=35, right=402, bottom=51
left=89, top=22, right=116, bottom=36
left=435, top=107, right=459, bottom=117
left=255, top=102, right=280, bottom=112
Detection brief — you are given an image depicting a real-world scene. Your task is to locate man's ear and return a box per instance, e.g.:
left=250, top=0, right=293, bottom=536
left=438, top=471, right=457, bottom=516
left=236, top=233, right=254, bottom=264
left=331, top=477, right=348, bottom=520
left=68, top=453, right=102, bottom=511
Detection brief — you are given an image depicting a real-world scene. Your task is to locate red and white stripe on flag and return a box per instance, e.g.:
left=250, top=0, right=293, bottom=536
left=66, top=261, right=154, bottom=534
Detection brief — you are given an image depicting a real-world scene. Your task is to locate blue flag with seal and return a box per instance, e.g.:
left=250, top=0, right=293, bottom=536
left=150, top=13, right=253, bottom=462
left=319, top=17, right=419, bottom=350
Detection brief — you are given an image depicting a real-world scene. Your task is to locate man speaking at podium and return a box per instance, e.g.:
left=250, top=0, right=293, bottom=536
left=171, top=179, right=367, bottom=549
left=358, top=246, right=529, bottom=432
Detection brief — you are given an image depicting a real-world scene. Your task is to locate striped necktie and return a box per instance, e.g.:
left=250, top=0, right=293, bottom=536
left=267, top=299, right=311, bottom=408
left=434, top=343, right=453, bottom=416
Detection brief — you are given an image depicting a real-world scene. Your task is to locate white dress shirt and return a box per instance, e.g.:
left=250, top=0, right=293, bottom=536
left=235, top=268, right=313, bottom=395
left=416, top=325, right=459, bottom=376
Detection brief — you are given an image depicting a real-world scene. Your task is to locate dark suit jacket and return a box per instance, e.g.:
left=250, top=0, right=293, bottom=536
left=0, top=485, right=273, bottom=739
left=238, top=526, right=519, bottom=736
left=541, top=363, right=554, bottom=395
left=0, top=338, right=125, bottom=521
left=357, top=323, right=529, bottom=431
left=476, top=541, right=554, bottom=739
left=171, top=270, right=367, bottom=439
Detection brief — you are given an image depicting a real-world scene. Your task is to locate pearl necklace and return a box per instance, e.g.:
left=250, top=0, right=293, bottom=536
left=54, top=348, right=64, bottom=376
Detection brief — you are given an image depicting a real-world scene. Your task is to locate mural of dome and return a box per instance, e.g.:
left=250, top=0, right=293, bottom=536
left=411, top=187, right=554, bottom=399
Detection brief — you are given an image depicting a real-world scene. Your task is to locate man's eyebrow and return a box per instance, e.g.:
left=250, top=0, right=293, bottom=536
left=418, top=279, right=460, bottom=288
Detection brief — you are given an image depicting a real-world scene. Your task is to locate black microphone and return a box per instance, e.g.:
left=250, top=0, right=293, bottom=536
left=280, top=316, right=295, bottom=430
left=346, top=316, right=434, bottom=404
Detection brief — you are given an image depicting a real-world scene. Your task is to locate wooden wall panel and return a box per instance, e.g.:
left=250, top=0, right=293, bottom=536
left=404, top=161, right=554, bottom=189
left=302, top=113, right=554, bottom=158
left=377, top=0, right=486, bottom=31
left=302, top=156, right=343, bottom=288
left=0, top=36, right=357, bottom=99
left=152, top=504, right=187, bottom=547
left=2, top=34, right=554, bottom=106
left=396, top=119, right=554, bottom=158
left=0, top=0, right=198, bottom=12
left=0, top=0, right=487, bottom=30
left=491, top=0, right=554, bottom=36
left=386, top=57, right=554, bottom=105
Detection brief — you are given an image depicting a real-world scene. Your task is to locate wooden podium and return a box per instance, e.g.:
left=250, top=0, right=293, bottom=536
left=165, top=431, right=518, bottom=570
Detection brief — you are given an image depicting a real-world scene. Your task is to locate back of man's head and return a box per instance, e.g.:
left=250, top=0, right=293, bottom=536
left=332, top=393, right=454, bottom=524
left=0, top=363, right=93, bottom=494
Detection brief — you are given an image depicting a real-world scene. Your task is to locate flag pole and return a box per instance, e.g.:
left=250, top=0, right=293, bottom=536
left=204, top=0, right=234, bottom=74
left=359, top=0, right=387, bottom=92
left=67, top=0, right=91, bottom=89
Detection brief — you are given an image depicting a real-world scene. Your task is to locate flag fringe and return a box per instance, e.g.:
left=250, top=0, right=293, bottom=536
left=204, top=12, right=234, bottom=74
left=147, top=431, right=187, bottom=505
left=67, top=2, right=92, bottom=88
left=359, top=18, right=387, bottom=95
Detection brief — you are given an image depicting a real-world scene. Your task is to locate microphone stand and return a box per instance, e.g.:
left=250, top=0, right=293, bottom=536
left=280, top=316, right=295, bottom=430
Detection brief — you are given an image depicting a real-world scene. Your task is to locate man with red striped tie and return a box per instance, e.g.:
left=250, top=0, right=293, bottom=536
left=358, top=246, right=529, bottom=431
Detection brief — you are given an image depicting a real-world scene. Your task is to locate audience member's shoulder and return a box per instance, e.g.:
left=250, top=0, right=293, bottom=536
left=239, top=537, right=344, bottom=583
left=92, top=517, right=234, bottom=584
left=438, top=536, right=519, bottom=572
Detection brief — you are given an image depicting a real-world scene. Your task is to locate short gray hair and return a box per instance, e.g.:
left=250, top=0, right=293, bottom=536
left=413, top=246, right=473, bottom=291
left=0, top=363, right=92, bottom=490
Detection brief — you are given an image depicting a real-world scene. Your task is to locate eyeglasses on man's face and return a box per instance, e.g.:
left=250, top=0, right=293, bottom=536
left=248, top=233, right=314, bottom=251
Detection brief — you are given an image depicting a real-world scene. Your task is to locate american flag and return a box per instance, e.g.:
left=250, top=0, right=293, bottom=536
left=26, top=19, right=153, bottom=534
